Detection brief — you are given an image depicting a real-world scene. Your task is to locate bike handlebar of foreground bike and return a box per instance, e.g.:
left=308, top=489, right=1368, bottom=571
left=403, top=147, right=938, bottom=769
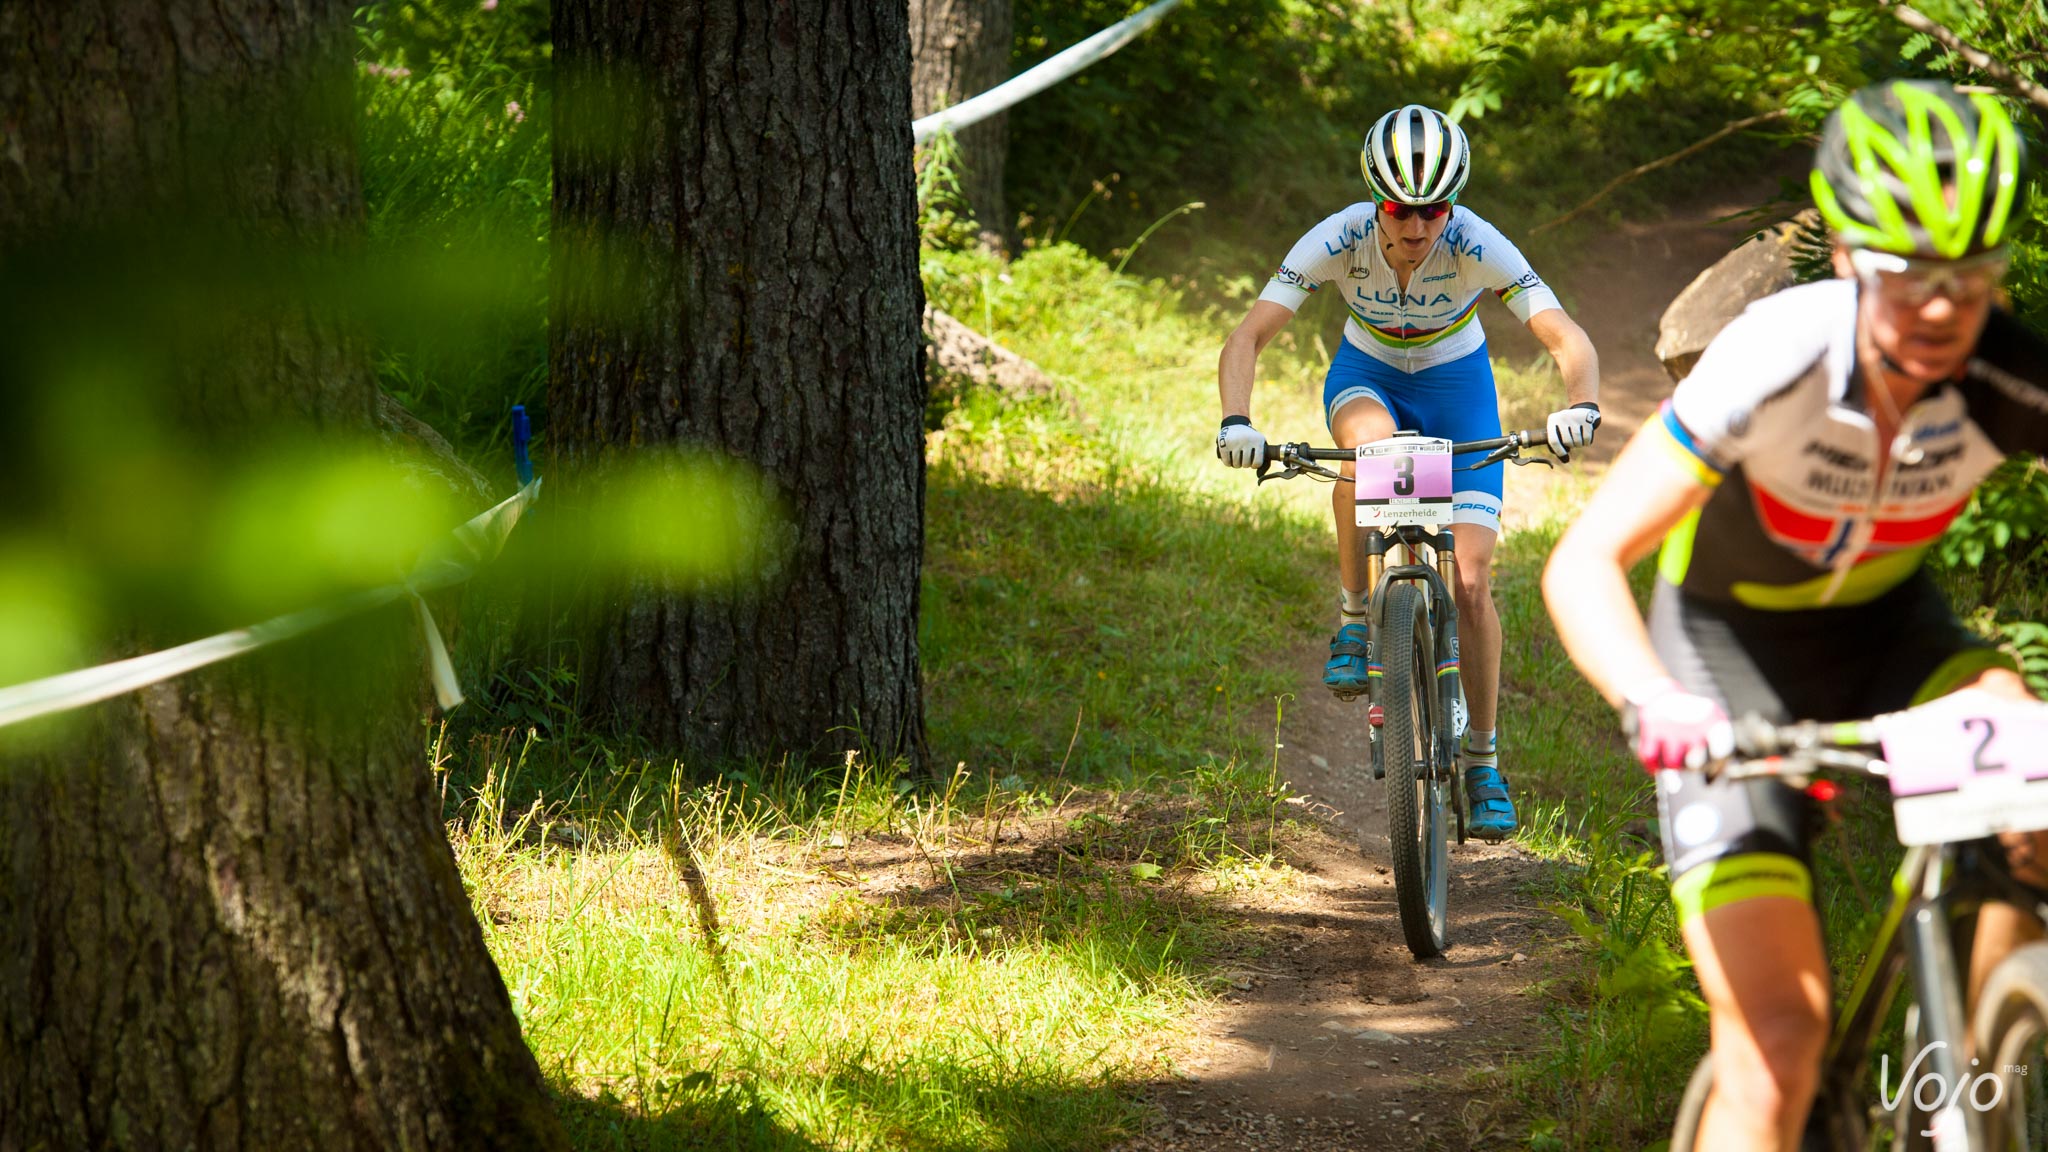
left=1703, top=714, right=1891, bottom=781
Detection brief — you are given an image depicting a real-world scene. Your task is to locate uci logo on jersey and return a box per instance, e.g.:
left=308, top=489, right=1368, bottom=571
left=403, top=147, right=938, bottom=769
left=1273, top=265, right=1317, bottom=292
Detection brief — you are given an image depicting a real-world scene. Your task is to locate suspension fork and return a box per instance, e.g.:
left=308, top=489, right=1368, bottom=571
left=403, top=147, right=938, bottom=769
left=1432, top=533, right=1463, bottom=760
left=1903, top=846, right=1988, bottom=1148
left=1823, top=845, right=1989, bottom=1148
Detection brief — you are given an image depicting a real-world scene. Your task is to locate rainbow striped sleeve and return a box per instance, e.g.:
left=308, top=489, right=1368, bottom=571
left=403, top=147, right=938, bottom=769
left=1653, top=401, right=1725, bottom=487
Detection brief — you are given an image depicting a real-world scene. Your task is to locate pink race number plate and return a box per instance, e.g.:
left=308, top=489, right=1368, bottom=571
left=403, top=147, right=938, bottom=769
left=1879, top=691, right=2048, bottom=845
left=1354, top=436, right=1453, bottom=528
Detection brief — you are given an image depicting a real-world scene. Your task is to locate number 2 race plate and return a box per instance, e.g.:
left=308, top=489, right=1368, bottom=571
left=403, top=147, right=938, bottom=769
left=1880, top=691, right=2048, bottom=846
left=1355, top=436, right=1453, bottom=529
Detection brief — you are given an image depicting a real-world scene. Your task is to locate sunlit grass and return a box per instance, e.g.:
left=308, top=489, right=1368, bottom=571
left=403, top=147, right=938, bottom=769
left=443, top=725, right=1310, bottom=1149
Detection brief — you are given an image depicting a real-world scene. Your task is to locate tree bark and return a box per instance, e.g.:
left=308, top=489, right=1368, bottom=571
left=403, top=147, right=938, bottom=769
left=910, top=0, right=1013, bottom=250
left=0, top=3, right=565, bottom=1148
left=551, top=3, right=928, bottom=772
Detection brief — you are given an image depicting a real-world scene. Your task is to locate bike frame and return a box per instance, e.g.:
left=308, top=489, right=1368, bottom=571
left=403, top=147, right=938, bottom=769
left=1816, top=839, right=2048, bottom=1148
left=1359, top=522, right=1463, bottom=797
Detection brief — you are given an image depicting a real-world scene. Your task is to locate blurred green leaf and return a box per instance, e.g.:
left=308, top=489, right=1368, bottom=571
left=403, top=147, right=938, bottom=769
left=205, top=446, right=461, bottom=616
left=0, top=543, right=95, bottom=688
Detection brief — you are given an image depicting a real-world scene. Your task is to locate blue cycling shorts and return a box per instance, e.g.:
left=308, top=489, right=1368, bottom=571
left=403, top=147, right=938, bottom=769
left=1322, top=340, right=1503, bottom=533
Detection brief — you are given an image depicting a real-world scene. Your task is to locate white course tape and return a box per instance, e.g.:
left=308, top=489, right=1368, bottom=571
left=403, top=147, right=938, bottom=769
left=912, top=0, right=1185, bottom=144
left=0, top=477, right=542, bottom=731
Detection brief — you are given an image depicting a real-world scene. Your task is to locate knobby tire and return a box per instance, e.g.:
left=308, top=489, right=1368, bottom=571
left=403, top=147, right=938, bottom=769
left=1973, top=942, right=2048, bottom=1151
left=1382, top=582, right=1447, bottom=959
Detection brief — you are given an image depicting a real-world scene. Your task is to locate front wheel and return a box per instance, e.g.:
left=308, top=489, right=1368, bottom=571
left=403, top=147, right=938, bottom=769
left=1972, top=942, right=2048, bottom=1151
left=1382, top=582, right=1448, bottom=959
left=1669, top=1056, right=1713, bottom=1152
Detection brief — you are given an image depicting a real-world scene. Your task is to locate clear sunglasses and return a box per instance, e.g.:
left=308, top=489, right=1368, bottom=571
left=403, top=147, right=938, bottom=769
left=1847, top=247, right=2008, bottom=306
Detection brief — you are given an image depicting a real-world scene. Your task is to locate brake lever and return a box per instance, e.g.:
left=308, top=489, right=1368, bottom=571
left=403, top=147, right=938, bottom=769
left=1259, top=458, right=1343, bottom=484
left=1460, top=443, right=1522, bottom=472
left=1511, top=452, right=1555, bottom=469
left=1258, top=444, right=1344, bottom=483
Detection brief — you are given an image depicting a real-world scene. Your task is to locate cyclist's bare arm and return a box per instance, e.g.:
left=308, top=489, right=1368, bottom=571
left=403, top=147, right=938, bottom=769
left=1218, top=300, right=1295, bottom=420
left=1542, top=423, right=1712, bottom=706
left=1526, top=307, right=1600, bottom=407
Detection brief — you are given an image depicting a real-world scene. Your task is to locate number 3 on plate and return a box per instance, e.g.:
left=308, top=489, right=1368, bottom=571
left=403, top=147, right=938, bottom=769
left=1393, top=455, right=1415, bottom=497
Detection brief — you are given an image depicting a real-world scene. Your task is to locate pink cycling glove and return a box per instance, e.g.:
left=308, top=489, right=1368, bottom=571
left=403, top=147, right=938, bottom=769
left=1623, top=678, right=1728, bottom=773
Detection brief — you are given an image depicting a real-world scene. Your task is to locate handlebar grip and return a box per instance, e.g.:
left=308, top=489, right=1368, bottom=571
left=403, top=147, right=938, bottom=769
left=512, top=405, right=534, bottom=486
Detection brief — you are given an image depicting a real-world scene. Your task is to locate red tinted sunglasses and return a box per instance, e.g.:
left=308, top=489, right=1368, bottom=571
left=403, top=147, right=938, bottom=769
left=1379, top=200, right=1452, bottom=221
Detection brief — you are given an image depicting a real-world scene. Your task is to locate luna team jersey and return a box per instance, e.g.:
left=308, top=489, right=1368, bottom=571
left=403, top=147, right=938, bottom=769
left=1655, top=278, right=2048, bottom=610
left=1256, top=204, right=1562, bottom=372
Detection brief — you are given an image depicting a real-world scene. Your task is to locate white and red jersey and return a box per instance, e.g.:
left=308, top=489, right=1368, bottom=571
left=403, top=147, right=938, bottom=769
left=1257, top=204, right=1562, bottom=372
left=1653, top=277, right=2048, bottom=609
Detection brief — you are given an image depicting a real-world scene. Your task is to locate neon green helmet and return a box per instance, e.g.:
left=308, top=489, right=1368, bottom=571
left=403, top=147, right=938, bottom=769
left=1812, top=80, right=2028, bottom=259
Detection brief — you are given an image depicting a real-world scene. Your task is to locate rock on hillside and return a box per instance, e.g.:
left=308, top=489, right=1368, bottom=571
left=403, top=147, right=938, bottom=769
left=1656, top=209, right=1820, bottom=383
left=925, top=305, right=1056, bottom=402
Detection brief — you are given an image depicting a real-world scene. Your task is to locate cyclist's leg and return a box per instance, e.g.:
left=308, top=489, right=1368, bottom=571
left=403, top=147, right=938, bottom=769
left=1323, top=342, right=1399, bottom=692
left=1686, top=890, right=1830, bottom=1151
left=1447, top=523, right=1500, bottom=731
left=1393, top=345, right=1511, bottom=830
left=1325, top=371, right=1399, bottom=600
left=1651, top=582, right=1829, bottom=1150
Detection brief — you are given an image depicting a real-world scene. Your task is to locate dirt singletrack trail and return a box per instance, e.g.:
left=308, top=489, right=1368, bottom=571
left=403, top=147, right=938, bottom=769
left=1113, top=178, right=1791, bottom=1150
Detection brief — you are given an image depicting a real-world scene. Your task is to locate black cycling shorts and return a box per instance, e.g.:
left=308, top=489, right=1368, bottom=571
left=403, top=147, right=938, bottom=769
left=1645, top=573, right=2008, bottom=923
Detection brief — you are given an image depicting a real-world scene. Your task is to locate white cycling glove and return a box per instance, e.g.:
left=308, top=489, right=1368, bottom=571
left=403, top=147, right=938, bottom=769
left=1546, top=402, right=1602, bottom=458
left=1216, top=417, right=1266, bottom=469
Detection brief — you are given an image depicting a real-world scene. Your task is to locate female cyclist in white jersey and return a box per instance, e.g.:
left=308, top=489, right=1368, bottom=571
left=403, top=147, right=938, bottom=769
left=1544, top=81, right=2048, bottom=1151
left=1214, top=103, right=1603, bottom=840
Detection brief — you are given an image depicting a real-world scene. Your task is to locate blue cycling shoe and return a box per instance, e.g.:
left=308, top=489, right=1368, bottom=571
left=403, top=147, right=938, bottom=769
left=1461, top=757, right=1518, bottom=841
left=1323, top=622, right=1372, bottom=698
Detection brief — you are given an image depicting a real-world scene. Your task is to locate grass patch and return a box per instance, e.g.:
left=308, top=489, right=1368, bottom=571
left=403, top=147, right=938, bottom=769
left=439, top=722, right=1308, bottom=1150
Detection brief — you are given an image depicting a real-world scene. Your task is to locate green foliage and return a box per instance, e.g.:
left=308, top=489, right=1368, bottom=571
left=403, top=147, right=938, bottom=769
left=1938, top=457, right=2048, bottom=604
left=917, top=127, right=987, bottom=251
left=356, top=1, right=551, bottom=461
left=361, top=0, right=551, bottom=79
left=1007, top=0, right=1778, bottom=304
left=1454, top=0, right=1894, bottom=127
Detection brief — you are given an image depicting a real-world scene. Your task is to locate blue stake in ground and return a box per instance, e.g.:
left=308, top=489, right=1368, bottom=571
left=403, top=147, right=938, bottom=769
left=512, top=404, right=534, bottom=486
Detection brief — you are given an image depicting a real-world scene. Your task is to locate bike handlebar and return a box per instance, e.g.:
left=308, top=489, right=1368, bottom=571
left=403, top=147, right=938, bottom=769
left=1710, top=714, right=1889, bottom=781
left=1268, top=427, right=1553, bottom=463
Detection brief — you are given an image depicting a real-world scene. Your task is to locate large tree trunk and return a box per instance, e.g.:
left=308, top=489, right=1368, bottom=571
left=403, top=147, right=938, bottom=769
left=0, top=3, right=565, bottom=1148
left=910, top=0, right=1013, bottom=250
left=551, top=4, right=928, bottom=771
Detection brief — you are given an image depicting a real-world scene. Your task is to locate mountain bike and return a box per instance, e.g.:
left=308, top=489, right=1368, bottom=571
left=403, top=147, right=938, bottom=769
left=1258, top=427, right=1575, bottom=958
left=1666, top=690, right=2048, bottom=1151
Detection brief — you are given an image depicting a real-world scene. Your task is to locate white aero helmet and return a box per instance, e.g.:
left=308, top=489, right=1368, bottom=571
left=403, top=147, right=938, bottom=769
left=1361, top=104, right=1471, bottom=204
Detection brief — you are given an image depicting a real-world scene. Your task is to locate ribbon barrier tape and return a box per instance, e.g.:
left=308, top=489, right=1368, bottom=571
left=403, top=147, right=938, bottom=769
left=911, top=0, right=1185, bottom=144
left=0, top=476, right=542, bottom=732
